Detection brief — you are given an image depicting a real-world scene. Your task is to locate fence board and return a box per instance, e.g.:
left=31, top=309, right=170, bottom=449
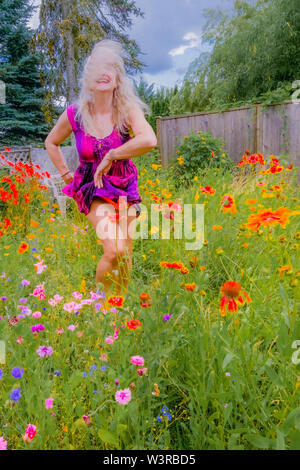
left=156, top=100, right=300, bottom=175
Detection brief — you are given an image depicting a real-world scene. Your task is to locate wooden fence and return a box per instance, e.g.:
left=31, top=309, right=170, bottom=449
left=156, top=100, right=300, bottom=170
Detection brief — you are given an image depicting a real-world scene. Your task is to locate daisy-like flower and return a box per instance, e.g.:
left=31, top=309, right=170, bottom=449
left=107, top=296, right=124, bottom=307
left=200, top=186, right=216, bottom=195
left=246, top=207, right=300, bottom=231
left=184, top=282, right=196, bottom=291
left=219, top=281, right=252, bottom=317
left=17, top=242, right=29, bottom=254
left=139, top=292, right=151, bottom=308
left=126, top=320, right=142, bottom=330
left=220, top=194, right=237, bottom=214
left=115, top=388, right=131, bottom=405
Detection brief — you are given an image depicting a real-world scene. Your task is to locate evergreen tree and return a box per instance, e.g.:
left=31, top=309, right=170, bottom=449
left=0, top=0, right=48, bottom=147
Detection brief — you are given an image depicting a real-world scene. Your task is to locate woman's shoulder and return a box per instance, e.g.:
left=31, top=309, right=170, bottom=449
left=66, top=103, right=82, bottom=132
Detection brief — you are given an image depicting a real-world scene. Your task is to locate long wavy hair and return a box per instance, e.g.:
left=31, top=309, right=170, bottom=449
left=73, top=39, right=150, bottom=139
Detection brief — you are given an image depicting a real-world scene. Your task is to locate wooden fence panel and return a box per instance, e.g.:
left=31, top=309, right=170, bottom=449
left=156, top=100, right=300, bottom=172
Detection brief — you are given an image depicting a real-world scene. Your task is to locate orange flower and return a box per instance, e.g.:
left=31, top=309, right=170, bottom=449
left=107, top=295, right=124, bottom=307
left=220, top=194, right=237, bottom=214
left=246, top=207, right=299, bottom=231
left=219, top=281, right=252, bottom=317
left=200, top=185, right=216, bottom=195
left=17, top=242, right=29, bottom=254
left=185, top=282, right=196, bottom=291
left=139, top=292, right=151, bottom=308
left=278, top=265, right=293, bottom=278
left=126, top=320, right=142, bottom=330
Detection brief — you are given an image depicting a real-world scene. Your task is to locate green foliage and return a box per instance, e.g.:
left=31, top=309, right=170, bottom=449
left=0, top=0, right=50, bottom=146
left=169, top=130, right=234, bottom=188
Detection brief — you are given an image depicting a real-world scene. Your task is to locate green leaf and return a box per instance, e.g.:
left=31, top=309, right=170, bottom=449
left=246, top=434, right=271, bottom=449
left=98, top=429, right=120, bottom=449
left=222, top=352, right=236, bottom=370
left=276, top=430, right=285, bottom=450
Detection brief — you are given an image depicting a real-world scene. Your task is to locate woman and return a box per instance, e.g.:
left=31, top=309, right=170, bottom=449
left=45, top=39, right=157, bottom=299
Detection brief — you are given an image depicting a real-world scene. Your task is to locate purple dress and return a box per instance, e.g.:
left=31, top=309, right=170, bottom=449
left=61, top=103, right=142, bottom=218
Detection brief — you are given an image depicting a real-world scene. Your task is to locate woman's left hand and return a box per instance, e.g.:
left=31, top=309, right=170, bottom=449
left=94, top=155, right=113, bottom=188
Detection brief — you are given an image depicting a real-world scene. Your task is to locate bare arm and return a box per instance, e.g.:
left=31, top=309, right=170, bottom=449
left=94, top=106, right=157, bottom=188
left=108, top=106, right=157, bottom=161
left=44, top=110, right=73, bottom=177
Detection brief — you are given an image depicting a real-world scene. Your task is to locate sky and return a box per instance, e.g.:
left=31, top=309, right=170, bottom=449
left=28, top=0, right=236, bottom=91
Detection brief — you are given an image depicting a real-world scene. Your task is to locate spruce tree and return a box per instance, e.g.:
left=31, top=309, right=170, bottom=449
left=0, top=0, right=48, bottom=147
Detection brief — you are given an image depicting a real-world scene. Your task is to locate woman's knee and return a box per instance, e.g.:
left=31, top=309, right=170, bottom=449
left=102, top=244, right=131, bottom=264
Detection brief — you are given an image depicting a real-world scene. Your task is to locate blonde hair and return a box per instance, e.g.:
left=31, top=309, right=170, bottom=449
left=74, top=39, right=150, bottom=139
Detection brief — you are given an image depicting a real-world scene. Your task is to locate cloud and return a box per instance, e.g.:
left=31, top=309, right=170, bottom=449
left=169, top=32, right=203, bottom=57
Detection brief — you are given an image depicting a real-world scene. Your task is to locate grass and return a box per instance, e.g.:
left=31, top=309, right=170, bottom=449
left=0, top=149, right=299, bottom=450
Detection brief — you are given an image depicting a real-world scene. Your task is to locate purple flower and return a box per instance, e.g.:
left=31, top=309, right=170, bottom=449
left=0, top=369, right=3, bottom=379
left=10, top=388, right=21, bottom=402
left=1, top=297, right=7, bottom=301
left=36, top=346, right=53, bottom=358
left=54, top=370, right=61, bottom=377
left=11, top=367, right=24, bottom=379
left=163, top=314, right=172, bottom=322
left=31, top=324, right=45, bottom=333
left=19, top=298, right=27, bottom=304
left=21, top=280, right=30, bottom=286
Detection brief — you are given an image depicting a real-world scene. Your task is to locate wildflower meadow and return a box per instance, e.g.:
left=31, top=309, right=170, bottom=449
left=0, top=144, right=299, bottom=451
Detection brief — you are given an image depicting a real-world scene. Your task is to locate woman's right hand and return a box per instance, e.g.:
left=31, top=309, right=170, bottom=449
left=62, top=172, right=73, bottom=185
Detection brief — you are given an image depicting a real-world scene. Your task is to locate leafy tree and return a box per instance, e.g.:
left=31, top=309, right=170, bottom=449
left=201, top=0, right=300, bottom=106
left=30, top=0, right=147, bottom=128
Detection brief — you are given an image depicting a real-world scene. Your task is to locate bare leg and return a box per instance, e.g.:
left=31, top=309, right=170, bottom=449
left=86, top=198, right=137, bottom=297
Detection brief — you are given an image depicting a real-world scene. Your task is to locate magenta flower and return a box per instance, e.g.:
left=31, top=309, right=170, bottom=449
left=31, top=324, right=45, bottom=333
left=36, top=346, right=53, bottom=358
left=0, top=436, right=7, bottom=450
left=22, top=424, right=37, bottom=441
left=130, top=355, right=145, bottom=366
left=115, top=388, right=131, bottom=405
left=45, top=397, right=54, bottom=409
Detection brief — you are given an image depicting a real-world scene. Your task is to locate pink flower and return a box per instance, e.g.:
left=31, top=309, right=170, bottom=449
left=16, top=336, right=24, bottom=344
left=115, top=388, right=131, bottom=405
left=82, top=415, right=91, bottom=425
left=56, top=327, right=64, bottom=334
left=45, top=397, right=54, bottom=409
left=101, top=353, right=108, bottom=362
left=48, top=295, right=63, bottom=306
left=22, top=424, right=37, bottom=441
left=63, top=301, right=82, bottom=313
left=105, top=336, right=114, bottom=344
left=68, top=325, right=78, bottom=331
left=32, top=311, right=42, bottom=319
left=36, top=346, right=53, bottom=358
left=77, top=331, right=83, bottom=338
left=130, top=355, right=144, bottom=366
left=0, top=436, right=7, bottom=450
left=72, top=291, right=82, bottom=300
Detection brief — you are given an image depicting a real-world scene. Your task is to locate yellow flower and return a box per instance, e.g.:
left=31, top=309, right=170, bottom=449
left=194, top=191, right=199, bottom=202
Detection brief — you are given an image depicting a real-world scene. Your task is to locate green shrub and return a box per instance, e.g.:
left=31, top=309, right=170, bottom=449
left=169, top=130, right=234, bottom=187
